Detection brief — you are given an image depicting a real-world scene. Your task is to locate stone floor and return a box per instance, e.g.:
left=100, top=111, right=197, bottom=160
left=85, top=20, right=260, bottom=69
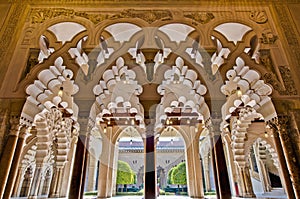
left=84, top=188, right=287, bottom=199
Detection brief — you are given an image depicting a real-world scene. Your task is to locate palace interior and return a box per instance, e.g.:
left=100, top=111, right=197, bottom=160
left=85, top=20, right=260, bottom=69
left=0, top=0, right=300, bottom=199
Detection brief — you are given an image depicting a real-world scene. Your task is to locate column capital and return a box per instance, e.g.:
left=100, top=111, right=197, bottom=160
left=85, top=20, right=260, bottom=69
left=267, top=115, right=290, bottom=133
left=9, top=115, right=20, bottom=136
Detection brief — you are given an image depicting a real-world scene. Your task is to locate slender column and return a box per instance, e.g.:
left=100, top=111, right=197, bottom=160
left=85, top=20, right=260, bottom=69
left=97, top=163, right=109, bottom=198
left=3, top=126, right=27, bottom=198
left=261, top=160, right=272, bottom=192
left=80, top=141, right=90, bottom=197
left=106, top=139, right=116, bottom=197
left=12, top=167, right=23, bottom=197
left=241, top=165, right=255, bottom=197
left=185, top=126, right=204, bottom=199
left=238, top=165, right=255, bottom=198
left=49, top=166, right=64, bottom=197
left=87, top=153, right=97, bottom=192
left=275, top=116, right=300, bottom=198
left=69, top=133, right=88, bottom=199
left=97, top=126, right=113, bottom=199
left=28, top=166, right=44, bottom=199
left=269, top=115, right=300, bottom=198
left=254, top=142, right=271, bottom=193
left=0, top=116, right=19, bottom=199
left=112, top=142, right=119, bottom=196
left=213, top=134, right=232, bottom=199
left=268, top=125, right=295, bottom=198
left=223, top=136, right=238, bottom=197
left=203, top=155, right=211, bottom=191
left=210, top=133, right=220, bottom=198
left=61, top=137, right=77, bottom=197
left=144, top=122, right=156, bottom=199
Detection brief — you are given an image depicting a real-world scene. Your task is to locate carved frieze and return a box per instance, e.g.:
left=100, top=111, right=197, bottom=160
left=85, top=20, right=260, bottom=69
left=110, top=9, right=172, bottom=24
left=0, top=3, right=26, bottom=82
left=183, top=12, right=214, bottom=25
left=274, top=4, right=300, bottom=87
left=250, top=11, right=268, bottom=24
left=30, top=8, right=172, bottom=24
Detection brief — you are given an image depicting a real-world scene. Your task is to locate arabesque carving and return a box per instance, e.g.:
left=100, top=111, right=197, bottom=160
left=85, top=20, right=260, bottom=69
left=110, top=9, right=172, bottom=23
left=30, top=8, right=172, bottom=24
left=260, top=50, right=297, bottom=95
left=279, top=66, right=298, bottom=95
left=260, top=31, right=278, bottom=44
left=183, top=12, right=214, bottom=25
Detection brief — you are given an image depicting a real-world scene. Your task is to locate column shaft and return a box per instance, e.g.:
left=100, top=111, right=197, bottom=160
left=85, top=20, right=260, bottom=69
left=97, top=126, right=113, bottom=199
left=12, top=168, right=22, bottom=197
left=97, top=162, right=109, bottom=198
left=278, top=129, right=300, bottom=198
left=210, top=135, right=220, bottom=199
left=144, top=134, right=156, bottom=199
left=186, top=126, right=204, bottom=198
left=0, top=134, right=18, bottom=198
left=28, top=167, right=43, bottom=199
left=213, top=135, right=232, bottom=199
left=49, top=167, right=64, bottom=197
left=272, top=129, right=295, bottom=199
left=69, top=134, right=88, bottom=199
left=3, top=135, right=26, bottom=199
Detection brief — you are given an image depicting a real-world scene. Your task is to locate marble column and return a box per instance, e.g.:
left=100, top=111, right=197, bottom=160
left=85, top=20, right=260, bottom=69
left=203, top=155, right=211, bottom=191
left=87, top=153, right=97, bottom=192
left=11, top=167, right=24, bottom=197
left=49, top=166, right=64, bottom=198
left=3, top=126, right=27, bottom=198
left=111, top=142, right=119, bottom=196
left=60, top=137, right=77, bottom=197
left=213, top=134, right=232, bottom=199
left=97, top=126, right=113, bottom=199
left=185, top=126, right=204, bottom=199
left=28, top=165, right=44, bottom=199
left=268, top=123, right=295, bottom=199
left=274, top=116, right=300, bottom=198
left=106, top=135, right=116, bottom=197
left=236, top=165, right=255, bottom=198
left=144, top=122, right=156, bottom=199
left=0, top=116, right=19, bottom=199
left=254, top=142, right=271, bottom=193
left=69, top=134, right=88, bottom=199
left=210, top=133, right=220, bottom=198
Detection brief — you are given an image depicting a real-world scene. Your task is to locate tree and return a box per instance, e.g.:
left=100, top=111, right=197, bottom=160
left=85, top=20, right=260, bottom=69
left=116, top=160, right=135, bottom=192
left=171, top=162, right=187, bottom=186
left=167, top=167, right=174, bottom=184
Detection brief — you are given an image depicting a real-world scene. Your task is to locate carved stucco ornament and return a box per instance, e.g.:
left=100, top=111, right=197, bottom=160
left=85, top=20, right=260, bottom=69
left=260, top=31, right=278, bottom=44
left=259, top=50, right=297, bottom=95
left=184, top=12, right=214, bottom=25
left=110, top=9, right=172, bottom=24
left=250, top=11, right=268, bottom=24
left=30, top=8, right=172, bottom=24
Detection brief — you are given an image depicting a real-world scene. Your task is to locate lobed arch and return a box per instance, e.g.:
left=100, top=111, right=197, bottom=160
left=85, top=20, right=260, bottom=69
left=207, top=16, right=268, bottom=41
left=29, top=16, right=94, bottom=43
left=17, top=31, right=87, bottom=94
left=244, top=137, right=278, bottom=168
